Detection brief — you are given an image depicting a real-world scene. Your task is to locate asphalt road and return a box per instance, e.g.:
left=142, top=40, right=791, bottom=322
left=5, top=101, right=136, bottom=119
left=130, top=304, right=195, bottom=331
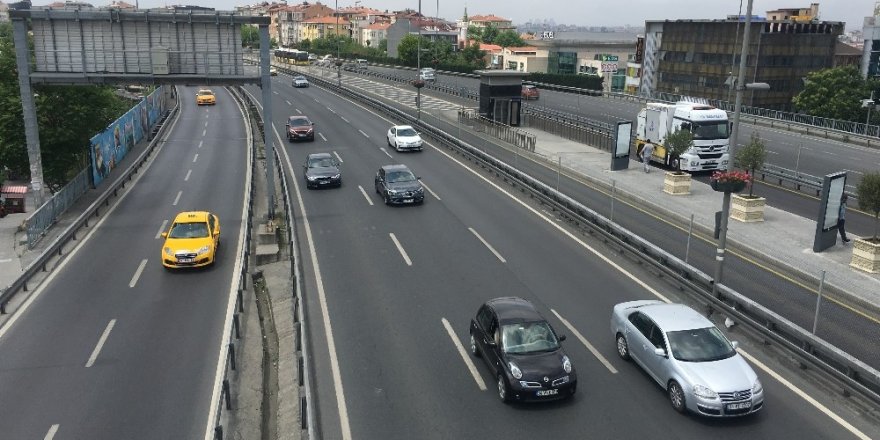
left=0, top=87, right=248, bottom=439
left=247, top=72, right=879, bottom=440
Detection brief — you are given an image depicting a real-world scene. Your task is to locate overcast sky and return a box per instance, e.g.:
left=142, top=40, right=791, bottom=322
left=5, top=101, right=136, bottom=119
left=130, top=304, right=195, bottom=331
left=44, top=0, right=878, bottom=31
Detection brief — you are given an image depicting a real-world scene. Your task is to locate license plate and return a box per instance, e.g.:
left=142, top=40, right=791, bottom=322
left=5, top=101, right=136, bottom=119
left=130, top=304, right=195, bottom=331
left=403, top=198, right=413, bottom=203
left=536, top=389, right=558, bottom=397
left=178, top=258, right=194, bottom=263
left=319, top=180, right=329, bottom=185
left=726, top=401, right=751, bottom=411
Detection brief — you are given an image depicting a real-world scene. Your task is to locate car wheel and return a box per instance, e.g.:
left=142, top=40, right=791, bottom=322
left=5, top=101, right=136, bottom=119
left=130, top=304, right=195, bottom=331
left=668, top=381, right=686, bottom=413
left=497, top=374, right=512, bottom=403
left=387, top=137, right=392, bottom=147
left=469, top=333, right=481, bottom=357
left=616, top=333, right=630, bottom=360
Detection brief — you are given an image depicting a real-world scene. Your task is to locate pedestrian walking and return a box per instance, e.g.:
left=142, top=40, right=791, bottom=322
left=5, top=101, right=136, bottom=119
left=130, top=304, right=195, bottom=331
left=838, top=193, right=850, bottom=243
left=641, top=140, right=655, bottom=173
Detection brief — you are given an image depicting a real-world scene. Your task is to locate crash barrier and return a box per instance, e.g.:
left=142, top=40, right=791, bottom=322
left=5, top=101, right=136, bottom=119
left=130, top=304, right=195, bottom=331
left=205, top=86, right=258, bottom=440
left=285, top=65, right=880, bottom=405
left=457, top=108, right=536, bottom=151
left=231, top=85, right=317, bottom=438
left=0, top=91, right=180, bottom=314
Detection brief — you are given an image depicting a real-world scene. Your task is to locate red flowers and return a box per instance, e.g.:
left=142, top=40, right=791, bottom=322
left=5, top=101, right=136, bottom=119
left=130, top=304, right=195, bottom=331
left=710, top=170, right=750, bottom=184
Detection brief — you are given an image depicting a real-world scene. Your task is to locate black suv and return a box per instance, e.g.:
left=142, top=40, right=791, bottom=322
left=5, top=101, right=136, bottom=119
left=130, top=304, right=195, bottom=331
left=303, top=153, right=341, bottom=189
left=470, top=297, right=577, bottom=403
left=286, top=116, right=315, bottom=142
left=374, top=164, right=425, bottom=205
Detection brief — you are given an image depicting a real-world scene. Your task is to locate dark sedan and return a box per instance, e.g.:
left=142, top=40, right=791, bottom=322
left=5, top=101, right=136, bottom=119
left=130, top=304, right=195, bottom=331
left=374, top=164, right=424, bottom=205
left=470, top=297, right=577, bottom=403
left=286, top=116, right=315, bottom=142
left=303, top=153, right=341, bottom=189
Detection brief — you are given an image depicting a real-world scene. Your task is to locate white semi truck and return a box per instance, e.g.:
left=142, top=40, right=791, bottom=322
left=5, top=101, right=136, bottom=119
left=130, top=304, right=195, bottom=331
left=635, top=102, right=730, bottom=172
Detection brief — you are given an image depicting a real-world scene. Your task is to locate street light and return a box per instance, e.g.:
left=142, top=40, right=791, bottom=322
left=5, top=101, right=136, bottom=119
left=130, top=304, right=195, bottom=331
left=336, top=0, right=341, bottom=86
left=417, top=0, right=422, bottom=120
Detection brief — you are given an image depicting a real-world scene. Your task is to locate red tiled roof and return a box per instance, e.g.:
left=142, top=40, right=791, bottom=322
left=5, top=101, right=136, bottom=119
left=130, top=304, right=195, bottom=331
left=469, top=14, right=510, bottom=22
left=1, top=185, right=28, bottom=195
left=303, top=16, right=351, bottom=25
left=363, top=22, right=391, bottom=30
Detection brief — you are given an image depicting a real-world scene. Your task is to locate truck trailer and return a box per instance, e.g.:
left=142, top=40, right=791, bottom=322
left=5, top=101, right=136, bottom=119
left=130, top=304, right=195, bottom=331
left=635, top=102, right=731, bottom=172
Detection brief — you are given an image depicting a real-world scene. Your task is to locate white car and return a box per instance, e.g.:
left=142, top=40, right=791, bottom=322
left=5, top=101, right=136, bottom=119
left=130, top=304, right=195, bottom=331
left=270, top=66, right=278, bottom=76
left=292, top=76, right=310, bottom=88
left=387, top=125, right=423, bottom=152
left=419, top=67, right=436, bottom=82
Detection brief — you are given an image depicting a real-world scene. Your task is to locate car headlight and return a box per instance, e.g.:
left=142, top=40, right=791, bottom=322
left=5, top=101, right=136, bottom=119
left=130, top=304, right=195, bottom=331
left=415, top=187, right=424, bottom=193
left=164, top=247, right=173, bottom=256
left=693, top=384, right=718, bottom=399
left=307, top=175, right=319, bottom=181
left=562, top=355, right=572, bottom=373
left=196, top=245, right=211, bottom=256
left=331, top=174, right=341, bottom=179
left=721, top=159, right=730, bottom=165
left=509, top=362, right=523, bottom=379
left=752, top=379, right=763, bottom=394
left=388, top=189, right=399, bottom=195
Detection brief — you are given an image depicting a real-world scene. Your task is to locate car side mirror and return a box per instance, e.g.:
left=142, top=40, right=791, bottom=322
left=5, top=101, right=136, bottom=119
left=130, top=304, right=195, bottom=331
left=486, top=339, right=497, bottom=347
left=161, top=232, right=168, bottom=238
left=654, top=347, right=667, bottom=357
left=558, top=334, right=566, bottom=342
left=731, top=341, right=739, bottom=350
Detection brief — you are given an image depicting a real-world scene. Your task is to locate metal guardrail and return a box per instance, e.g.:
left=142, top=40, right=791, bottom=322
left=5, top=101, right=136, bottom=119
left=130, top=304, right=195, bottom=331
left=0, top=92, right=180, bottom=313
left=206, top=86, right=257, bottom=440
left=457, top=108, right=536, bottom=151
left=758, top=164, right=859, bottom=201
left=522, top=110, right=614, bottom=151
left=291, top=67, right=880, bottom=406
left=25, top=168, right=91, bottom=249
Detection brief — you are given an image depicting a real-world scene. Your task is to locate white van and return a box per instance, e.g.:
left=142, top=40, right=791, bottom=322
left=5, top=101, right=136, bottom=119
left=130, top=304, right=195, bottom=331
left=355, top=59, right=369, bottom=70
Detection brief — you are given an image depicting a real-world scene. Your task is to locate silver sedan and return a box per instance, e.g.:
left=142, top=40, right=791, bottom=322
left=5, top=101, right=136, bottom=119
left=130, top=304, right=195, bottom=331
left=610, top=300, right=764, bottom=417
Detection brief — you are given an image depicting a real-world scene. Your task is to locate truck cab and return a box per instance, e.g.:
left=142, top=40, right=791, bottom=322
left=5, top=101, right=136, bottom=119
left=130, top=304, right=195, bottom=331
left=636, top=102, right=730, bottom=172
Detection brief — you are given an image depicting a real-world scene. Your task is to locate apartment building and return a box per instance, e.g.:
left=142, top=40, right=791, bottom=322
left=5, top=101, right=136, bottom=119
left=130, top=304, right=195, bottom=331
left=300, top=15, right=351, bottom=42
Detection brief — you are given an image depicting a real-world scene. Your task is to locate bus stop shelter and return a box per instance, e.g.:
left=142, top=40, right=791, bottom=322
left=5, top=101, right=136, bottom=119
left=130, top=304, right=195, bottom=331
left=1, top=184, right=28, bottom=214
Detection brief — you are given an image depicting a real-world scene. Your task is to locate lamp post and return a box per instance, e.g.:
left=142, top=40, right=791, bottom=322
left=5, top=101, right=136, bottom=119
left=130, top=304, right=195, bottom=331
left=417, top=0, right=423, bottom=120
left=336, top=0, right=341, bottom=86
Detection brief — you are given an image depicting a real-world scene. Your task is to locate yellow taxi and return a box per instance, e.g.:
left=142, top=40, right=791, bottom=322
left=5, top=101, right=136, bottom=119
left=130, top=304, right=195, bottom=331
left=161, top=211, right=221, bottom=269
left=196, top=89, right=216, bottom=105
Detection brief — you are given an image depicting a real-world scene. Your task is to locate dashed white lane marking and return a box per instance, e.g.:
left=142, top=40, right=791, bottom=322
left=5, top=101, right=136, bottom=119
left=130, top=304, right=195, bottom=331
left=389, top=233, right=412, bottom=266
left=129, top=259, right=148, bottom=288
left=341, top=115, right=350, bottom=123
left=0, top=259, right=12, bottom=264
left=328, top=107, right=337, bottom=114
left=314, top=98, right=320, bottom=103
left=202, top=128, right=206, bottom=137
left=44, top=424, right=59, bottom=440
left=297, top=108, right=303, bottom=114
left=319, top=133, right=328, bottom=142
left=155, top=220, right=168, bottom=239
left=379, top=147, right=393, bottom=159
left=468, top=228, right=505, bottom=263
left=185, top=169, right=192, bottom=181
left=358, top=185, right=374, bottom=206
left=767, top=150, right=779, bottom=155
left=204, top=121, right=208, bottom=128
left=441, top=318, right=487, bottom=391
left=193, top=154, right=199, bottom=163
left=824, top=151, right=836, bottom=155
left=198, top=140, right=203, bottom=149
left=358, top=129, right=370, bottom=138
left=273, top=91, right=279, bottom=95
left=172, top=191, right=182, bottom=206
left=333, top=151, right=343, bottom=163
left=85, top=319, right=117, bottom=368
left=286, top=100, right=292, bottom=106
left=421, top=181, right=441, bottom=200
left=551, top=309, right=618, bottom=374
left=737, top=349, right=871, bottom=440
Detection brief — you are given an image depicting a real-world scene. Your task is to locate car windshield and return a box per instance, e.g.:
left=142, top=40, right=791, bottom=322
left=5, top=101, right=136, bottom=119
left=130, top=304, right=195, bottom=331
left=169, top=222, right=209, bottom=239
left=198, top=91, right=213, bottom=96
left=386, top=170, right=416, bottom=183
left=666, top=327, right=736, bottom=362
left=397, top=128, right=417, bottom=137
left=289, top=118, right=310, bottom=127
left=691, top=121, right=729, bottom=140
left=295, top=76, right=306, bottom=81
left=501, top=321, right=559, bottom=354
left=308, top=157, right=335, bottom=168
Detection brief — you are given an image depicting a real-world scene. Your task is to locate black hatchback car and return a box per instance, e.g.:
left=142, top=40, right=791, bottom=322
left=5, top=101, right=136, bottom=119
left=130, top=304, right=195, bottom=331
left=303, top=153, right=341, bottom=189
left=470, top=297, right=577, bottom=403
left=374, top=164, right=425, bottom=205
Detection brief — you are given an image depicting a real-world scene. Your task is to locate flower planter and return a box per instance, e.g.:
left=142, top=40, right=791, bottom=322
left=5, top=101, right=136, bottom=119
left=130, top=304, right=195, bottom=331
left=850, top=238, right=880, bottom=273
left=730, top=194, right=765, bottom=222
left=711, top=179, right=747, bottom=193
left=663, top=172, right=691, bottom=195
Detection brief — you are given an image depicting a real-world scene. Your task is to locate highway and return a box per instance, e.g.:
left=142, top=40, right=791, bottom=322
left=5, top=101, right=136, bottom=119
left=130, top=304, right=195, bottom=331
left=0, top=87, right=248, bottom=439
left=248, top=71, right=880, bottom=439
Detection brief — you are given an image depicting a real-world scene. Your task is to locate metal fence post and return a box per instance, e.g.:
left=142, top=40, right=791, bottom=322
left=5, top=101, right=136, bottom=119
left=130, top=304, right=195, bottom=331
left=610, top=179, right=616, bottom=222
left=812, top=270, right=826, bottom=334
left=685, top=213, right=694, bottom=263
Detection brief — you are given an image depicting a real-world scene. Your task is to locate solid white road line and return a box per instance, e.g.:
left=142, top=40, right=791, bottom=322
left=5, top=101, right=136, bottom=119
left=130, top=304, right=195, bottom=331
left=341, top=116, right=350, bottom=124
left=441, top=318, right=487, bottom=391
left=198, top=140, right=203, bottom=149
left=155, top=220, right=168, bottom=239
left=551, top=309, right=618, bottom=374
left=420, top=181, right=441, bottom=200
left=468, top=228, right=506, bottom=263
left=358, top=185, right=374, bottom=206
left=202, top=128, right=206, bottom=137
left=389, top=233, right=412, bottom=266
left=845, top=169, right=864, bottom=175
left=172, top=191, right=182, bottom=206
left=85, top=319, right=117, bottom=368
left=44, top=424, right=59, bottom=440
left=358, top=129, right=370, bottom=138
left=333, top=151, right=343, bottom=163
left=193, top=154, right=199, bottom=163
left=379, top=147, right=393, bottom=159
left=319, top=133, right=327, bottom=142
left=129, top=259, right=148, bottom=288
left=185, top=169, right=192, bottom=181
left=738, top=349, right=871, bottom=440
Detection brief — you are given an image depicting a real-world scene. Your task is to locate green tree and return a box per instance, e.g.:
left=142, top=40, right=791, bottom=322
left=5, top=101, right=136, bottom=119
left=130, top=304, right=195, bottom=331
left=494, top=30, right=524, bottom=49
left=241, top=25, right=259, bottom=48
left=735, top=131, right=768, bottom=197
left=480, top=23, right=499, bottom=44
left=459, top=42, right=487, bottom=68
left=664, top=129, right=694, bottom=173
left=792, top=66, right=880, bottom=122
left=857, top=172, right=880, bottom=240
left=299, top=39, right=312, bottom=51
left=466, top=25, right=483, bottom=44
left=378, top=38, right=388, bottom=52
left=397, top=34, right=426, bottom=65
